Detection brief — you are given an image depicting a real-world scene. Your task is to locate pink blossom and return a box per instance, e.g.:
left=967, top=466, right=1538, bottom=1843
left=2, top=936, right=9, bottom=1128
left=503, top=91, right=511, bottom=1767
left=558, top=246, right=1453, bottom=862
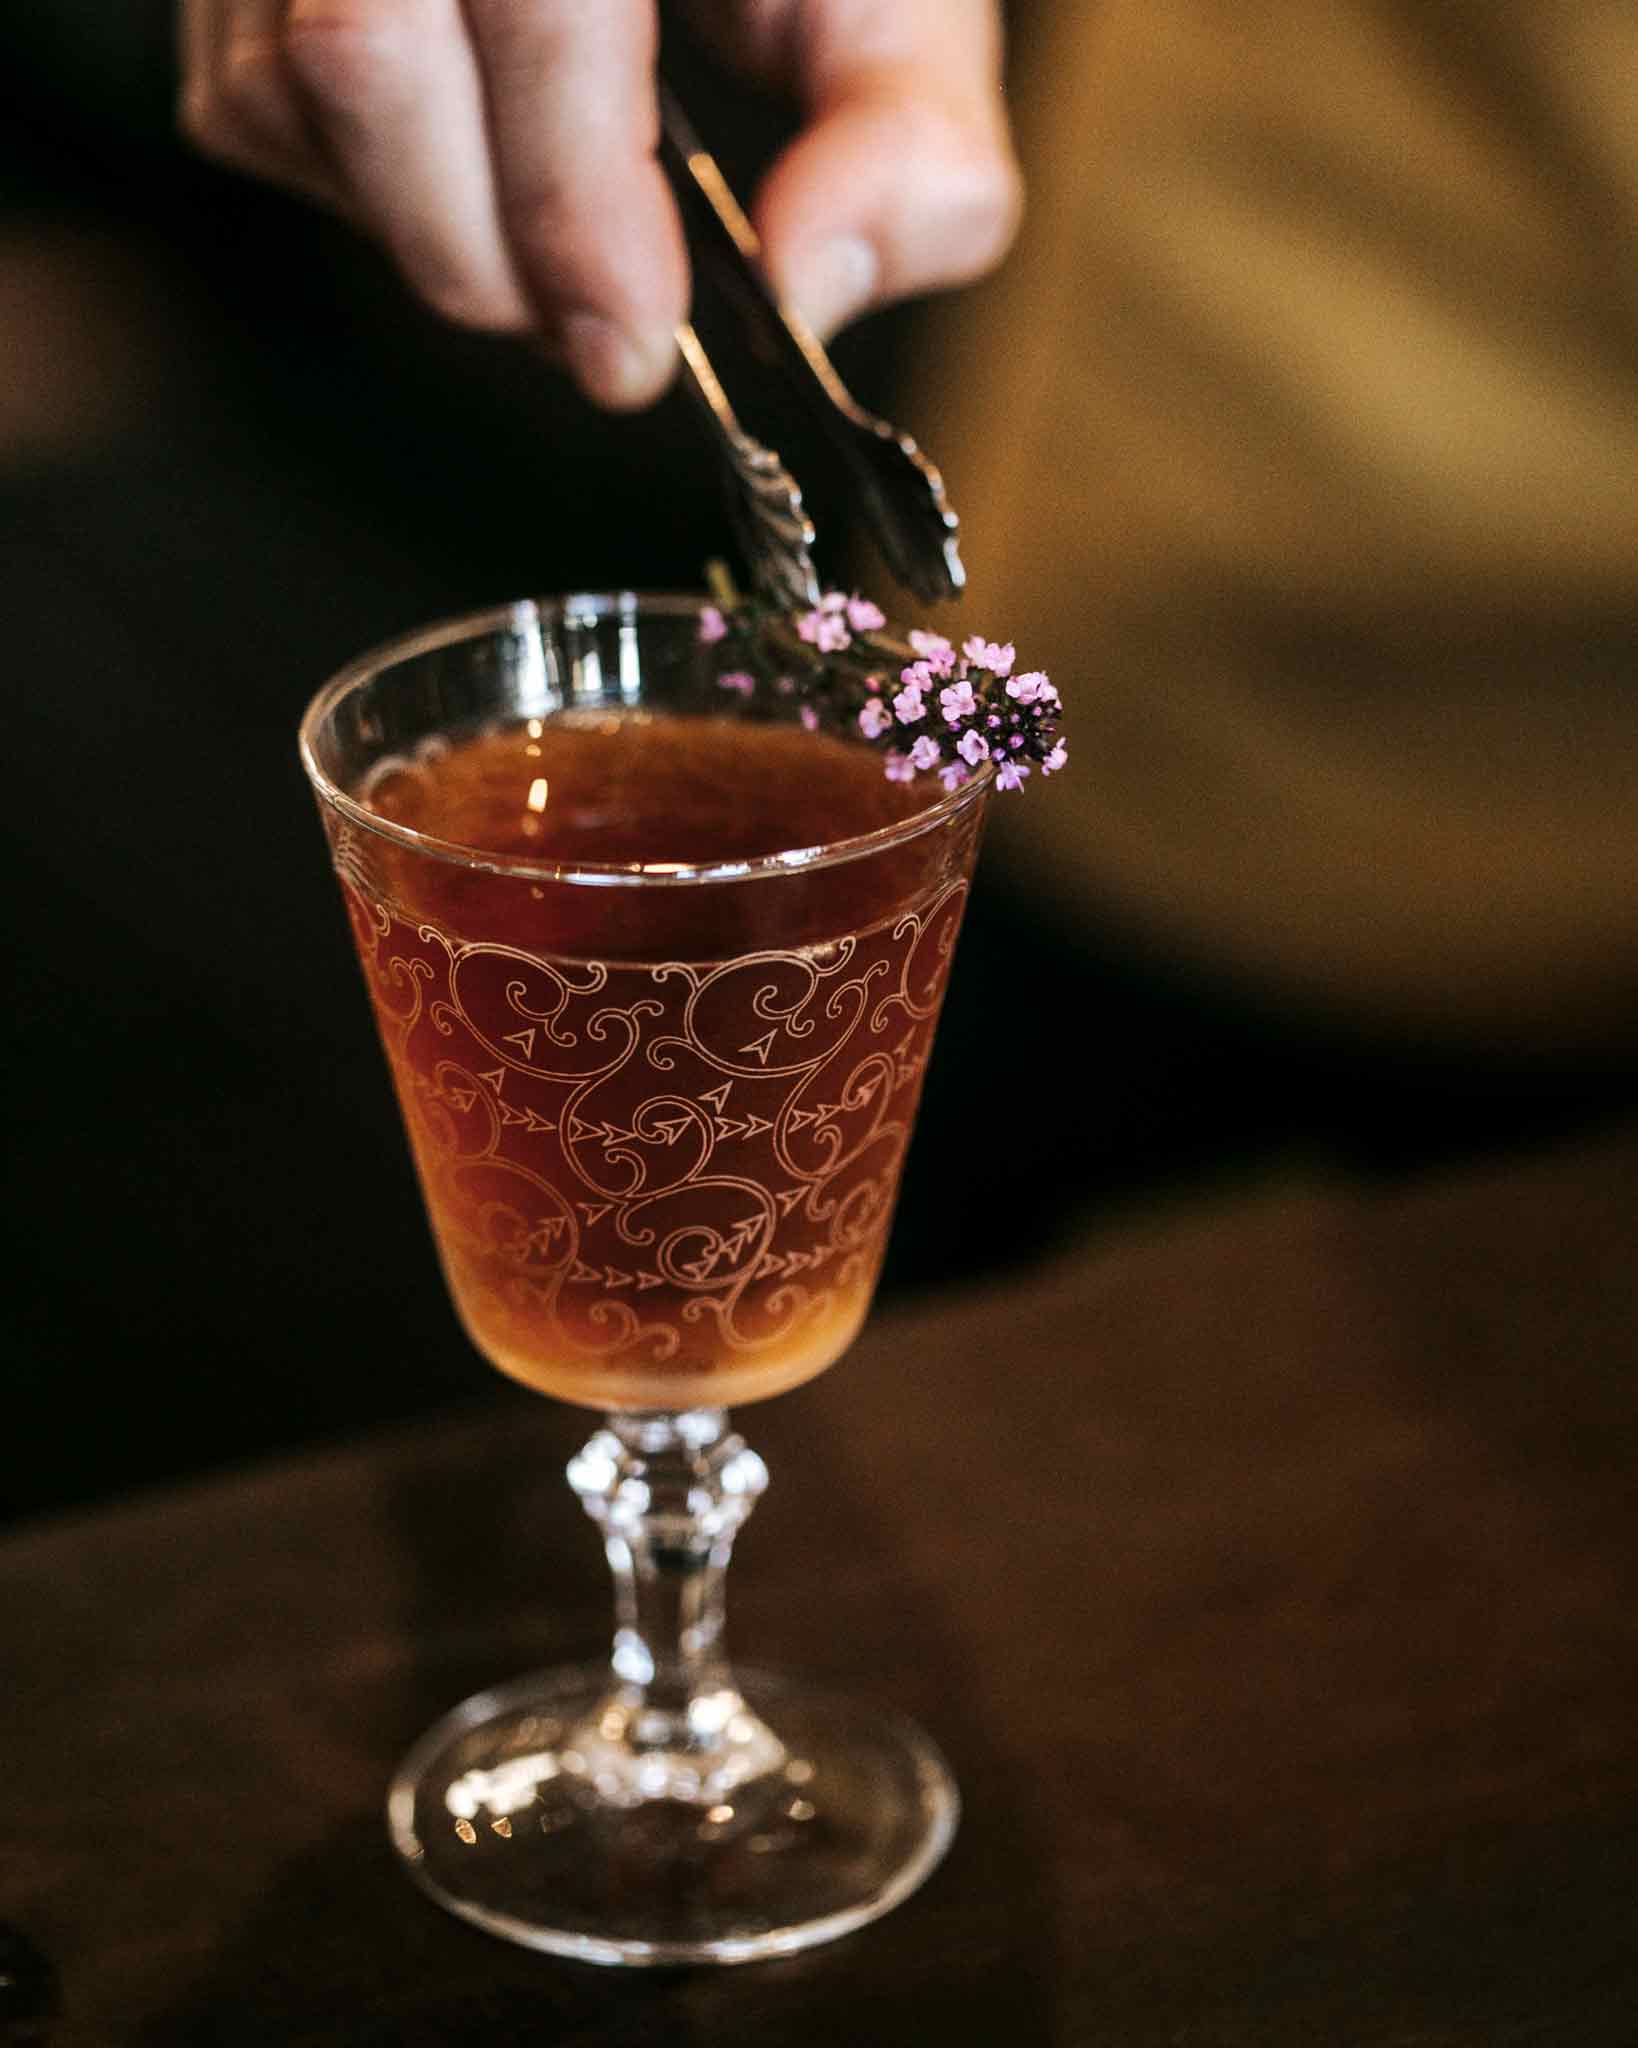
left=899, top=659, right=936, bottom=691
left=909, top=734, right=941, bottom=771
left=957, top=729, right=990, bottom=768
left=1006, top=671, right=1050, bottom=705
left=939, top=679, right=977, bottom=724
left=892, top=683, right=927, bottom=724
left=698, top=606, right=728, bottom=644
left=938, top=762, right=970, bottom=793
left=800, top=705, right=820, bottom=732
left=717, top=670, right=756, bottom=696
left=858, top=698, right=892, bottom=739
left=962, top=636, right=1015, bottom=678
left=798, top=608, right=852, bottom=653
left=883, top=751, right=915, bottom=783
left=909, top=630, right=956, bottom=676
left=817, top=590, right=848, bottom=613
left=846, top=595, right=886, bottom=633
left=1042, top=741, right=1068, bottom=774
left=994, top=759, right=1032, bottom=792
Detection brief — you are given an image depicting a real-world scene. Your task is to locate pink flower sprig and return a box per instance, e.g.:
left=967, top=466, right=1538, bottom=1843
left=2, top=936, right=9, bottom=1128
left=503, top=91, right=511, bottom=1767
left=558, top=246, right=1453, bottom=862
left=795, top=590, right=887, bottom=651
left=698, top=587, right=1066, bottom=794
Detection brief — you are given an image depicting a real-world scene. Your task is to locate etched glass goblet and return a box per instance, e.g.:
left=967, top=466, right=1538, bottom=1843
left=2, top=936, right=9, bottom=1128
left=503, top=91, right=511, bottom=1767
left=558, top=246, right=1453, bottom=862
left=299, top=594, right=988, bottom=1965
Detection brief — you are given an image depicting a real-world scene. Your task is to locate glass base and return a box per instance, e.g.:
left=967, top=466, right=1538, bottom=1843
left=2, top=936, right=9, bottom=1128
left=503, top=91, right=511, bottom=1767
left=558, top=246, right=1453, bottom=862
left=387, top=1662, right=959, bottom=1966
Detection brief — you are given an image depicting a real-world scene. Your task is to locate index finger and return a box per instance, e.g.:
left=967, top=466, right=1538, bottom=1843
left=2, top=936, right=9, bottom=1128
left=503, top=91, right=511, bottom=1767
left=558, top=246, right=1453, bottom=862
left=463, top=0, right=687, bottom=408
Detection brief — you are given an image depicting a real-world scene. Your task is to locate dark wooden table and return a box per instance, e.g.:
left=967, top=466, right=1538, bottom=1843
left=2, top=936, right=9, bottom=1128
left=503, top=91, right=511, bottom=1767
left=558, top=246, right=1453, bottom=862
left=7, top=1130, right=1638, bottom=2044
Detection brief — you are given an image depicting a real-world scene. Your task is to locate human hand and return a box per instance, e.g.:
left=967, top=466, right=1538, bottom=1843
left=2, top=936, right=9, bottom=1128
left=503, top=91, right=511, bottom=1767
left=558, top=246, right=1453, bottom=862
left=179, top=0, right=1021, bottom=409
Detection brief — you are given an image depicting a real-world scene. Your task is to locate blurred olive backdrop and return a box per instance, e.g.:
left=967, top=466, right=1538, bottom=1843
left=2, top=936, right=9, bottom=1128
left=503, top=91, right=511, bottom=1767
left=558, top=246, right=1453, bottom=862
left=5, top=8, right=1632, bottom=1526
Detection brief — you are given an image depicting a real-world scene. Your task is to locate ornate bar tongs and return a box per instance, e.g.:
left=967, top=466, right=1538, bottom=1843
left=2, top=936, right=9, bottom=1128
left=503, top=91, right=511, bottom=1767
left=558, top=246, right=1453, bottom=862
left=658, top=86, right=965, bottom=611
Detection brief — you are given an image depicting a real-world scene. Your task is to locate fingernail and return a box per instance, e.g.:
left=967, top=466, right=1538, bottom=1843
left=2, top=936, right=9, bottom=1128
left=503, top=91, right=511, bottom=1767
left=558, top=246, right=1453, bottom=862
left=790, top=237, right=878, bottom=340
left=561, top=313, right=672, bottom=409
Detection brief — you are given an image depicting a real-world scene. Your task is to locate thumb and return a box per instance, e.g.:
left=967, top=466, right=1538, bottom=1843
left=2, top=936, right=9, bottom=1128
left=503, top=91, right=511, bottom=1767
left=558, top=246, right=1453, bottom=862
left=752, top=6, right=1021, bottom=336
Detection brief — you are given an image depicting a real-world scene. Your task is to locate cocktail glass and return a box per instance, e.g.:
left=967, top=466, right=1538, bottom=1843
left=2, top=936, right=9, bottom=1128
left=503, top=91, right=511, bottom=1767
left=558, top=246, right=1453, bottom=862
left=299, top=594, right=988, bottom=1965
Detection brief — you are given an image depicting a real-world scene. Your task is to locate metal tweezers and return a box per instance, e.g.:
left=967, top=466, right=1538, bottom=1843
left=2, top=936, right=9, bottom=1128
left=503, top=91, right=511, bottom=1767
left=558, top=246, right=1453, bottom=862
left=658, top=88, right=965, bottom=611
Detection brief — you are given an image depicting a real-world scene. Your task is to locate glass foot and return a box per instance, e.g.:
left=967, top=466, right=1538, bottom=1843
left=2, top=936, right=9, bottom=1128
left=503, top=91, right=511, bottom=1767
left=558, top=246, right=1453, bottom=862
left=387, top=1663, right=959, bottom=1966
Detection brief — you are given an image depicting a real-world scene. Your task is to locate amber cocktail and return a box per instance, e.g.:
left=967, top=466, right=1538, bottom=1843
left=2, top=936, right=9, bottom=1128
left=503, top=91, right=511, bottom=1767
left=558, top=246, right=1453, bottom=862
left=300, top=595, right=986, bottom=1964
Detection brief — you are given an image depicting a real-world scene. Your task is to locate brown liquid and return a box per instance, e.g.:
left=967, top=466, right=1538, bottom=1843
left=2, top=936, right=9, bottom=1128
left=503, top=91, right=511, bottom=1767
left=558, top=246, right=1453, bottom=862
left=333, top=714, right=978, bottom=1409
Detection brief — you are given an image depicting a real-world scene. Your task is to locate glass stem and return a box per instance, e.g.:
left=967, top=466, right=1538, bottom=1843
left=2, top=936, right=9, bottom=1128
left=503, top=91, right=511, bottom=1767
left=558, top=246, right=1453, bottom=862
left=566, top=1408, right=783, bottom=1803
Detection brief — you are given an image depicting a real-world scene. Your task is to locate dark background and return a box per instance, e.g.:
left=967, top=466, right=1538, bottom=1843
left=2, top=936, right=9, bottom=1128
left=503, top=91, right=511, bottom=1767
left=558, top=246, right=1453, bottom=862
left=4, top=7, right=1633, bottom=1527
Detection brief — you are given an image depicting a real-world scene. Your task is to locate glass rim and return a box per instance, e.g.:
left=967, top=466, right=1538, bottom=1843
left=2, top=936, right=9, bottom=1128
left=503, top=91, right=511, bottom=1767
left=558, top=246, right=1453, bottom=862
left=298, top=592, right=991, bottom=890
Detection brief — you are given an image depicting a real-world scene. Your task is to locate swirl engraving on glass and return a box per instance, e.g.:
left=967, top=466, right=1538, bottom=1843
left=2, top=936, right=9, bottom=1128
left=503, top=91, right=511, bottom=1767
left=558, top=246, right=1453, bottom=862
left=341, top=858, right=968, bottom=1406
